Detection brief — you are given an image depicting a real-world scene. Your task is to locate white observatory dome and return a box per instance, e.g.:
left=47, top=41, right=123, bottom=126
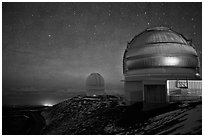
left=86, top=73, right=105, bottom=96
left=123, top=27, right=200, bottom=80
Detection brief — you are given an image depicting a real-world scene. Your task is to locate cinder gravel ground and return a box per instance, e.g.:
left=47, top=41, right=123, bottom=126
left=41, top=95, right=202, bottom=135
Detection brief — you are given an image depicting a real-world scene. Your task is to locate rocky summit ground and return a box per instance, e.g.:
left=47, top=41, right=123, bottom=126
left=41, top=95, right=202, bottom=135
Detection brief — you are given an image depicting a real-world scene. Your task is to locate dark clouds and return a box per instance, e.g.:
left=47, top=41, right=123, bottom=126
left=2, top=2, right=202, bottom=105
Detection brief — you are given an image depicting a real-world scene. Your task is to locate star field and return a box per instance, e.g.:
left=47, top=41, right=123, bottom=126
left=2, top=2, right=202, bottom=105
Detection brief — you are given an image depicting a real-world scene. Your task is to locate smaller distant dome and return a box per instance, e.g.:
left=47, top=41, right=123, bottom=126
left=86, top=73, right=105, bottom=96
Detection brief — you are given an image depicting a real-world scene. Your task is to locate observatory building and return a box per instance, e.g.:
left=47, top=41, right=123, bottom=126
left=123, top=27, right=201, bottom=110
left=86, top=73, right=105, bottom=96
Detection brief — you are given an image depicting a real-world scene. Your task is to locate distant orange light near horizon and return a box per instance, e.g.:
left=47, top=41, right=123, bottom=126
left=43, top=103, right=53, bottom=107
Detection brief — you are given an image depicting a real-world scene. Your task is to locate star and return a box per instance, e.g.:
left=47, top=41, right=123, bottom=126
left=144, top=11, right=147, bottom=15
left=65, top=24, right=71, bottom=29
left=67, top=24, right=71, bottom=28
left=108, top=12, right=111, bottom=16
left=89, top=36, right=93, bottom=40
left=191, top=18, right=194, bottom=21
left=48, top=34, right=52, bottom=38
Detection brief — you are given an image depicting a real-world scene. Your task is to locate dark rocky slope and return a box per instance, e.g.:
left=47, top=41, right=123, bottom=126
left=41, top=95, right=201, bottom=135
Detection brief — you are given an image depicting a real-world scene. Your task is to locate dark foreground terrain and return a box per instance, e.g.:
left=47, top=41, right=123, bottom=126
left=2, top=105, right=47, bottom=135
left=2, top=95, right=202, bottom=135
left=41, top=95, right=202, bottom=135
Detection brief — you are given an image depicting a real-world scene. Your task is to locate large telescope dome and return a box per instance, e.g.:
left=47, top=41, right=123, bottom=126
left=123, top=27, right=200, bottom=80
left=86, top=73, right=105, bottom=96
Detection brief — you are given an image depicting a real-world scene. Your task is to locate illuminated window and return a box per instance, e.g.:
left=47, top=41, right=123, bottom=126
left=176, top=80, right=188, bottom=88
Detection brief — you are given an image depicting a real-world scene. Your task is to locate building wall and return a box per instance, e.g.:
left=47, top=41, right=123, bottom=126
left=124, top=79, right=202, bottom=110
left=169, top=96, right=202, bottom=102
left=167, top=80, right=202, bottom=96
left=124, top=80, right=168, bottom=111
left=124, top=81, right=143, bottom=105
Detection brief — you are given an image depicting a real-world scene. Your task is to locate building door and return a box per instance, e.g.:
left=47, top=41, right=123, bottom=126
left=144, top=85, right=166, bottom=104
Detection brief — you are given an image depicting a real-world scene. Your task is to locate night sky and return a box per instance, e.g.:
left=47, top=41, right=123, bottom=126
left=2, top=2, right=202, bottom=105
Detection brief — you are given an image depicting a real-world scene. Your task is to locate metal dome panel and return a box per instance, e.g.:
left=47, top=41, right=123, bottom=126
left=126, top=43, right=197, bottom=58
left=129, top=29, right=187, bottom=49
left=126, top=55, right=198, bottom=70
left=123, top=27, right=200, bottom=80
